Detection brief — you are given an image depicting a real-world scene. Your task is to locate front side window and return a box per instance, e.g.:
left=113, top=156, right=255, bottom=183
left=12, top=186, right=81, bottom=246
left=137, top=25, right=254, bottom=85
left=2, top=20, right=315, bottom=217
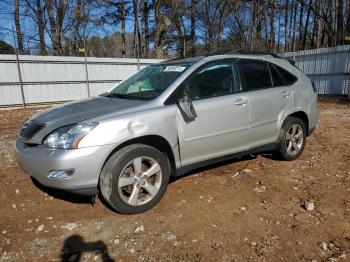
left=186, top=62, right=238, bottom=100
left=106, top=63, right=193, bottom=100
left=239, top=59, right=272, bottom=91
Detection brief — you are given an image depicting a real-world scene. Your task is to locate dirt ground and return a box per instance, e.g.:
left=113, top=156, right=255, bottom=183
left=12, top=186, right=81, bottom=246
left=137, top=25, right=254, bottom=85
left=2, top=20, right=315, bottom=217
left=0, top=99, right=349, bottom=262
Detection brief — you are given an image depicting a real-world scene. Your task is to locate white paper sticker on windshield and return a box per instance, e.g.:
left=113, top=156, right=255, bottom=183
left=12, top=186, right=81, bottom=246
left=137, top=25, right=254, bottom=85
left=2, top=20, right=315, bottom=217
left=164, top=66, right=186, bottom=72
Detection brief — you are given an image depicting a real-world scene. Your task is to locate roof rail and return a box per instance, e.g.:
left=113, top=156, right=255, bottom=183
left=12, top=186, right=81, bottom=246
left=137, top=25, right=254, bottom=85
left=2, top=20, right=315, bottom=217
left=206, top=49, right=282, bottom=58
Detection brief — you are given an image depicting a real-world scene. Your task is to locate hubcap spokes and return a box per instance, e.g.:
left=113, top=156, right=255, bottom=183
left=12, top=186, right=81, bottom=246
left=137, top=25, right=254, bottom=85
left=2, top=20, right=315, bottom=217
left=118, top=156, right=162, bottom=206
left=286, top=124, right=304, bottom=155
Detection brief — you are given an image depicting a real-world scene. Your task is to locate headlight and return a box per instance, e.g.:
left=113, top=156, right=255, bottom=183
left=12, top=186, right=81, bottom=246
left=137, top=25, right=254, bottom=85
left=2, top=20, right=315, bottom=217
left=43, top=122, right=98, bottom=149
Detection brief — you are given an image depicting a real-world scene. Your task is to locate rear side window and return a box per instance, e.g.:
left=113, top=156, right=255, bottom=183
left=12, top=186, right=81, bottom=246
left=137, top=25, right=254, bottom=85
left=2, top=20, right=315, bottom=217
left=238, top=59, right=272, bottom=91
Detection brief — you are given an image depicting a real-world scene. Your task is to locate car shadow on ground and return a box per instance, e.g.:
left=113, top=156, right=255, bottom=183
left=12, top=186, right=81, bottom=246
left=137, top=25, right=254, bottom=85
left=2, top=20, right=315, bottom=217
left=60, top=235, right=114, bottom=262
left=30, top=177, right=94, bottom=204
left=169, top=150, right=280, bottom=184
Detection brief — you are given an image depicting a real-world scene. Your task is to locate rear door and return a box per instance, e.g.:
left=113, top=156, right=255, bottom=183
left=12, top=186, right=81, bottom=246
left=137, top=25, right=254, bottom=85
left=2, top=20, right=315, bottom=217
left=237, top=59, right=294, bottom=148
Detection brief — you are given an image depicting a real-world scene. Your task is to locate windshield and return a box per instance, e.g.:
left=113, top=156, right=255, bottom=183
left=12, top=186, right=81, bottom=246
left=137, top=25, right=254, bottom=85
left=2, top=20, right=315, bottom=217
left=105, top=62, right=193, bottom=100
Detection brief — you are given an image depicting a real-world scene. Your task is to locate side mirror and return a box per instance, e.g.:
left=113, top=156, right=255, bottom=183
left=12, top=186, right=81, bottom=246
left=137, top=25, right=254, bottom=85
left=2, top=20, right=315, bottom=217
left=177, top=92, right=197, bottom=123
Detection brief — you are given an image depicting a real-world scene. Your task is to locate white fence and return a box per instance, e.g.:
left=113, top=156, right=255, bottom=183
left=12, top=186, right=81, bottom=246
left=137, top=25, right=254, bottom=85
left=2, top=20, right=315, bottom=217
left=0, top=45, right=349, bottom=106
left=0, top=55, right=161, bottom=106
left=281, top=45, right=350, bottom=95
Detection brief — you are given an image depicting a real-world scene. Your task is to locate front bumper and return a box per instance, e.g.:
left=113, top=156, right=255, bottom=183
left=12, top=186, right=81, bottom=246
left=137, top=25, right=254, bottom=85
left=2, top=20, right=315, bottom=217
left=14, top=139, right=112, bottom=195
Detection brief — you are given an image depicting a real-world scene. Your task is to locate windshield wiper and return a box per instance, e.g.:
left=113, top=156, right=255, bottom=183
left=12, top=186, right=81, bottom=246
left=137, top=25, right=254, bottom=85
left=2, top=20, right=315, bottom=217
left=104, top=93, right=130, bottom=99
left=104, top=92, right=156, bottom=101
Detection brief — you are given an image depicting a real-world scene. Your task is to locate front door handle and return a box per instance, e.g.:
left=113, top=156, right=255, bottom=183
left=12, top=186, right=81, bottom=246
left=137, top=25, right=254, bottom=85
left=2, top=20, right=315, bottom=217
left=234, top=98, right=248, bottom=105
left=281, top=91, right=291, bottom=97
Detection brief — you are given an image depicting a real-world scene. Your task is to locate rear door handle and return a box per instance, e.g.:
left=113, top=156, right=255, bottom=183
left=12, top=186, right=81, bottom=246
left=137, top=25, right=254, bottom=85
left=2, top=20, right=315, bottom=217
left=281, top=91, right=291, bottom=97
left=234, top=98, right=248, bottom=105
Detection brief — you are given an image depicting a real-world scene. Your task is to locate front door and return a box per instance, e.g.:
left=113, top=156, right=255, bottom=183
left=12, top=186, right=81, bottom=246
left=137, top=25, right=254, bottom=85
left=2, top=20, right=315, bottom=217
left=177, top=60, right=251, bottom=166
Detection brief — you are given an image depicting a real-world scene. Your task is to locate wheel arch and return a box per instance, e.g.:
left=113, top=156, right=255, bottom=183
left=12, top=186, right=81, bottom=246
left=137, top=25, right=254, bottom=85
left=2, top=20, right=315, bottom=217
left=283, top=111, right=310, bottom=135
left=101, top=135, right=177, bottom=177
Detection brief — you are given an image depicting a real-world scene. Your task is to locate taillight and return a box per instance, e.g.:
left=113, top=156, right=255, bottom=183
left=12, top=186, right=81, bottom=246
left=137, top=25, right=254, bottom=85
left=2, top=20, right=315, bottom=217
left=311, top=80, right=317, bottom=93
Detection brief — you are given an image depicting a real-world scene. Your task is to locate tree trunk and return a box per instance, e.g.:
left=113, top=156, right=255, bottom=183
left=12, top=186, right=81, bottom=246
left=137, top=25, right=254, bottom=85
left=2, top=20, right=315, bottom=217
left=284, top=0, right=289, bottom=51
left=14, top=0, right=24, bottom=54
left=336, top=0, right=344, bottom=44
left=277, top=0, right=282, bottom=52
left=288, top=0, right=295, bottom=51
left=36, top=0, right=46, bottom=55
left=292, top=0, right=298, bottom=51
left=298, top=0, right=304, bottom=50
left=121, top=0, right=126, bottom=58
left=45, top=0, right=64, bottom=55
left=316, top=0, right=322, bottom=48
left=346, top=0, right=350, bottom=42
left=190, top=0, right=197, bottom=56
left=303, top=0, right=312, bottom=49
left=270, top=0, right=276, bottom=51
left=154, top=0, right=163, bottom=58
left=142, top=0, right=149, bottom=57
left=133, top=0, right=140, bottom=59
left=204, top=0, right=213, bottom=54
left=311, top=0, right=318, bottom=48
left=217, top=0, right=228, bottom=50
left=249, top=1, right=256, bottom=50
left=175, top=18, right=185, bottom=58
left=255, top=1, right=262, bottom=50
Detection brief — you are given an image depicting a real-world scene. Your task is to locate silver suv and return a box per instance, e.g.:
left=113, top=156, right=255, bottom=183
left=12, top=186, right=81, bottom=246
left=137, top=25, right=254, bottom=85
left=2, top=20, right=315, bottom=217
left=15, top=52, right=319, bottom=214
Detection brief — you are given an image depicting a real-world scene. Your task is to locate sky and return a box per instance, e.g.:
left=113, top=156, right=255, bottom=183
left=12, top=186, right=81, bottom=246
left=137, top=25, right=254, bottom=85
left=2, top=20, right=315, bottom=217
left=0, top=0, right=138, bottom=50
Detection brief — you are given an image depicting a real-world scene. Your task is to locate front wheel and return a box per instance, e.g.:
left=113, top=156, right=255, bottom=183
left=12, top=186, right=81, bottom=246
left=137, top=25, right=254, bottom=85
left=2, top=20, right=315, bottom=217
left=277, top=117, right=306, bottom=161
left=99, top=144, right=170, bottom=214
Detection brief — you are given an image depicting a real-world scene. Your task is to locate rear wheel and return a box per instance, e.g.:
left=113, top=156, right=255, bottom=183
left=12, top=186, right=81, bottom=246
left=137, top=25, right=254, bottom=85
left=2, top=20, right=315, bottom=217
left=99, top=144, right=170, bottom=214
left=277, top=117, right=306, bottom=161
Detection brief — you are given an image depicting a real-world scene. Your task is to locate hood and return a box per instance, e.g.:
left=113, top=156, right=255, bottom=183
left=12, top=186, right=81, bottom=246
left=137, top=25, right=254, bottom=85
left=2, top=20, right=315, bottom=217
left=22, top=96, right=147, bottom=144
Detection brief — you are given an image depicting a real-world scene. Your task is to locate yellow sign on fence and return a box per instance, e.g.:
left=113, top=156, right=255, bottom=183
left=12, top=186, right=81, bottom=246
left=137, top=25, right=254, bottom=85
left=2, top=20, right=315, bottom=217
left=345, top=35, right=350, bottom=41
left=78, top=48, right=85, bottom=53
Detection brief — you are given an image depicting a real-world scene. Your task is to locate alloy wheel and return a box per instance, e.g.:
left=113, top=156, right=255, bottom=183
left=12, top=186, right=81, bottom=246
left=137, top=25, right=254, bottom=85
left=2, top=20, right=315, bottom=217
left=117, top=156, right=162, bottom=206
left=285, top=123, right=304, bottom=156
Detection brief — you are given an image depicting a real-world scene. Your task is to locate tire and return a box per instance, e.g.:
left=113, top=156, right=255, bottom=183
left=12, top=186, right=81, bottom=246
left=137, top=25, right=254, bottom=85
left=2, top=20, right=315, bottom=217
left=99, top=144, right=170, bottom=214
left=276, top=117, right=306, bottom=161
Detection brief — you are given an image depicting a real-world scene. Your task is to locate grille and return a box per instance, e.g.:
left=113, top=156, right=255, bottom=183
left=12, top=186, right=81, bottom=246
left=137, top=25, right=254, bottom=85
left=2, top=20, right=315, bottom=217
left=20, top=121, right=45, bottom=139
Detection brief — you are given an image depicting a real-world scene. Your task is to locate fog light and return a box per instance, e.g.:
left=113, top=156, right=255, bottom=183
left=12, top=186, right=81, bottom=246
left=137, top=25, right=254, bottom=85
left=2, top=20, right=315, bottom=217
left=48, top=169, right=75, bottom=179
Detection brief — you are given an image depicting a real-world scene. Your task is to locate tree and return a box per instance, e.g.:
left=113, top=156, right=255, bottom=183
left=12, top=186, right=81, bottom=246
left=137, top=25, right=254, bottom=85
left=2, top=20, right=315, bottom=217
left=24, top=0, right=47, bottom=55
left=298, top=0, right=304, bottom=50
left=154, top=0, right=171, bottom=58
left=336, top=0, right=344, bottom=44
left=190, top=0, right=197, bottom=56
left=6, top=0, right=349, bottom=57
left=133, top=0, right=141, bottom=58
left=121, top=0, right=127, bottom=57
left=101, top=0, right=129, bottom=57
left=141, top=0, right=150, bottom=57
left=45, top=0, right=69, bottom=55
left=36, top=0, right=46, bottom=55
left=284, top=0, right=289, bottom=51
left=14, top=0, right=24, bottom=54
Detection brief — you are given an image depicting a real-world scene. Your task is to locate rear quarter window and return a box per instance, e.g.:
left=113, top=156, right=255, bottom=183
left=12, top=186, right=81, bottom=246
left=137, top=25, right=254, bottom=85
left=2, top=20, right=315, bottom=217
left=273, top=63, right=298, bottom=85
